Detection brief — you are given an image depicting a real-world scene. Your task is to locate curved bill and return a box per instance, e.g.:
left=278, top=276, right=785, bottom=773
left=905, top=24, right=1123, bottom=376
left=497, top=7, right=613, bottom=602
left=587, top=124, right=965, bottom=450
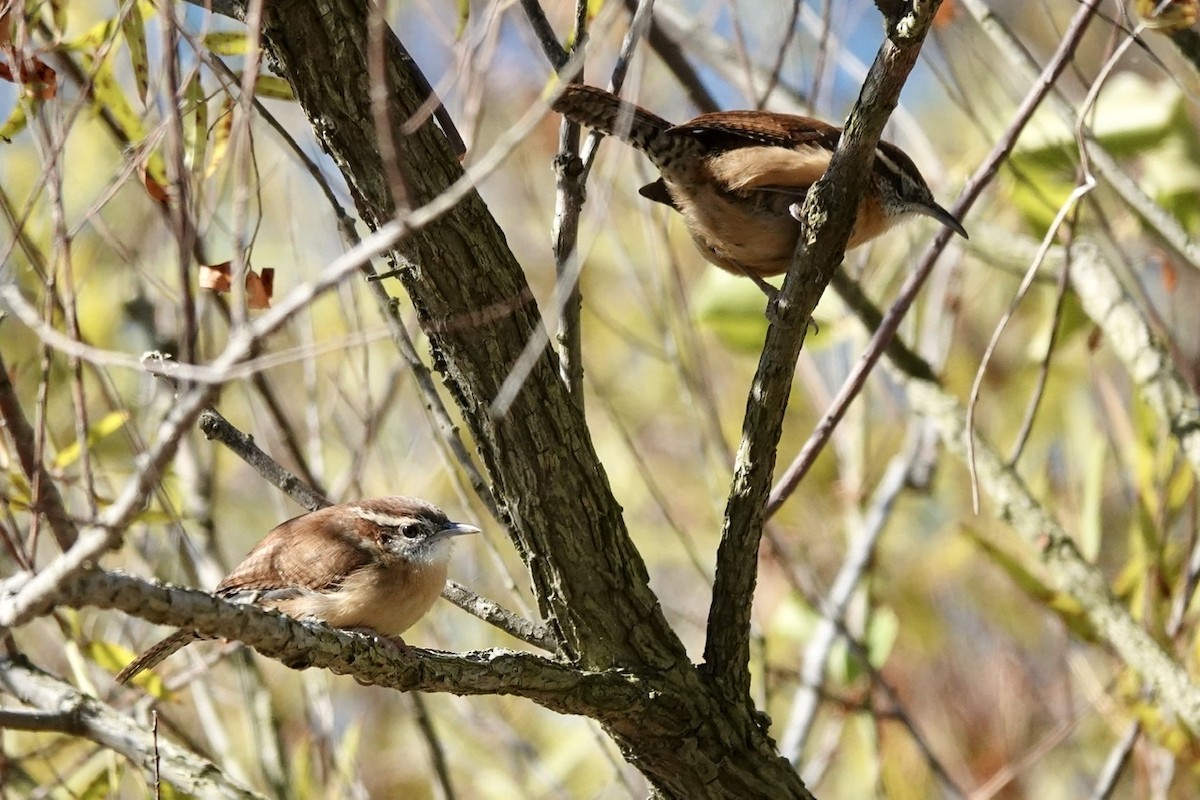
left=917, top=201, right=969, bottom=240
left=438, top=522, right=482, bottom=538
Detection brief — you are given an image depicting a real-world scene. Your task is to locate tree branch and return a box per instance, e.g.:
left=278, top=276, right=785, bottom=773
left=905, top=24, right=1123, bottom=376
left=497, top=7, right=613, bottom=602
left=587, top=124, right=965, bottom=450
left=703, top=0, right=944, bottom=700
left=246, top=0, right=686, bottom=674
left=0, top=343, right=77, bottom=551
left=764, top=0, right=1100, bottom=517
left=1067, top=244, right=1200, bottom=477
left=0, top=656, right=264, bottom=799
left=53, top=569, right=644, bottom=718
left=904, top=377, right=1200, bottom=729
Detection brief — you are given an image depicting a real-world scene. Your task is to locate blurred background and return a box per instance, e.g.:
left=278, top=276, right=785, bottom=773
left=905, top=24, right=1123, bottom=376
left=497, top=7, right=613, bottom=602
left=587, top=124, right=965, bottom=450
left=2, top=0, right=1200, bottom=797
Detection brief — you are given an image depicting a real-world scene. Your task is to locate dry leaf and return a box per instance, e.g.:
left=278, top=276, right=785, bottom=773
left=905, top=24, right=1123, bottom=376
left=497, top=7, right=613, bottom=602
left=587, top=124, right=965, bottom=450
left=934, top=0, right=959, bottom=28
left=199, top=262, right=275, bottom=309
left=138, top=161, right=169, bottom=204
left=0, top=54, right=57, bottom=99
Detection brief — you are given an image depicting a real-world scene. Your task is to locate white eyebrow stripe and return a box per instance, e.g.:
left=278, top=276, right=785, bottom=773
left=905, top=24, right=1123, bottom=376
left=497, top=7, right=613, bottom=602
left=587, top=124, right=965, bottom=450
left=874, top=148, right=899, bottom=173
left=351, top=508, right=419, bottom=527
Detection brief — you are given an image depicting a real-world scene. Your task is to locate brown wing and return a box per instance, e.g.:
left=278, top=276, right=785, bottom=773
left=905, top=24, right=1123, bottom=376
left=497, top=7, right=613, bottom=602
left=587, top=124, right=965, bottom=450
left=672, top=110, right=841, bottom=152
left=217, top=505, right=375, bottom=597
left=674, top=111, right=843, bottom=196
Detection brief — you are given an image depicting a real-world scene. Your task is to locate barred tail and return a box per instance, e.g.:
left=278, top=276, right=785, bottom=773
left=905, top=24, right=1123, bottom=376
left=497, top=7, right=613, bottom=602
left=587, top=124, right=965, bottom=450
left=115, top=629, right=198, bottom=683
left=551, top=85, right=685, bottom=170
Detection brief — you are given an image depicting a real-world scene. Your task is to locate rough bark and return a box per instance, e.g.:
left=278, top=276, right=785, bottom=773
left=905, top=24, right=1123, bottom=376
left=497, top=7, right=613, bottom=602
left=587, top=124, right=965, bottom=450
left=233, top=1, right=811, bottom=796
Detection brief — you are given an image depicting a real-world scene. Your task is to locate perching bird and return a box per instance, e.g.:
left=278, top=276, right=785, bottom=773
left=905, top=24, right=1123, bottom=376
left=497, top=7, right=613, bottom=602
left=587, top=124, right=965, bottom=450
left=116, top=496, right=480, bottom=683
left=552, top=84, right=967, bottom=292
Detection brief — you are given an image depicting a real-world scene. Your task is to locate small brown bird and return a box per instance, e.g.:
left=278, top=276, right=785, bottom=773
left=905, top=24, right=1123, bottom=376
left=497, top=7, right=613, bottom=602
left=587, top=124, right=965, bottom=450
left=115, top=496, right=480, bottom=683
left=552, top=84, right=967, bottom=291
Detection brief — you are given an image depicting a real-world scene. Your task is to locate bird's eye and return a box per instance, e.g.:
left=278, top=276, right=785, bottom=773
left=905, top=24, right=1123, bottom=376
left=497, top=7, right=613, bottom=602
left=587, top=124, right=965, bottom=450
left=400, top=523, right=425, bottom=539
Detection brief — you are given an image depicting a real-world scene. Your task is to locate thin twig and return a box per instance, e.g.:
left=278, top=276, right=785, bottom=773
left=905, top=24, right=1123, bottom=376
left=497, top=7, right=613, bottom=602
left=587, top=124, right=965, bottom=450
left=703, top=1, right=946, bottom=702
left=409, top=693, right=458, bottom=800
left=765, top=0, right=1101, bottom=515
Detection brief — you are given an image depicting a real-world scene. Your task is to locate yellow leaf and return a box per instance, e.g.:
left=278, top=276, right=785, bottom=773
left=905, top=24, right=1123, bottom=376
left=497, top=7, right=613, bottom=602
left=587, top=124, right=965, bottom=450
left=456, top=0, right=469, bottom=38
left=54, top=410, right=130, bottom=469
left=205, top=98, right=234, bottom=179
left=253, top=74, right=295, bottom=100
left=65, top=18, right=118, bottom=51
left=48, top=0, right=69, bottom=39
left=85, top=52, right=168, bottom=192
left=83, top=52, right=145, bottom=144
left=86, top=640, right=172, bottom=699
left=0, top=100, right=27, bottom=141
left=966, top=528, right=1098, bottom=641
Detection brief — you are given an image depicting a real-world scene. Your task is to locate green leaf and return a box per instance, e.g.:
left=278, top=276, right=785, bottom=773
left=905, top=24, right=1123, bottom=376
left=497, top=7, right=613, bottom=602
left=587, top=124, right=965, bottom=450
left=183, top=72, right=208, bottom=177
left=203, top=31, right=250, bottom=55
left=692, top=271, right=772, bottom=352
left=1079, top=436, right=1106, bottom=560
left=120, top=0, right=150, bottom=105
left=865, top=607, right=898, bottom=668
left=966, top=528, right=1098, bottom=641
left=74, top=759, right=116, bottom=800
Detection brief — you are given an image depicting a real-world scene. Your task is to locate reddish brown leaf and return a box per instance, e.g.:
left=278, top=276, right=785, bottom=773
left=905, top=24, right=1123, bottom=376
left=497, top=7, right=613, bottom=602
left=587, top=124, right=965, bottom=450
left=246, top=267, right=275, bottom=309
left=934, top=0, right=959, bottom=27
left=199, top=262, right=275, bottom=309
left=0, top=54, right=57, bottom=99
left=138, top=162, right=169, bottom=204
left=1160, top=253, right=1179, bottom=293
left=198, top=261, right=234, bottom=293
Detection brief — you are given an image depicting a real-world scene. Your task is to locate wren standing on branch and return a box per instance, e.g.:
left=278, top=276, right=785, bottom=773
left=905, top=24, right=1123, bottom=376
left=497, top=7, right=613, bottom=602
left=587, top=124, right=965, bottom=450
left=115, top=496, right=480, bottom=684
left=551, top=84, right=967, bottom=295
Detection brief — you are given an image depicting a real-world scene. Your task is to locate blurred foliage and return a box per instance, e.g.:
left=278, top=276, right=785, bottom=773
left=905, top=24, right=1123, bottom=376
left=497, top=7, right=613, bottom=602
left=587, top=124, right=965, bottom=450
left=2, top=0, right=1200, bottom=798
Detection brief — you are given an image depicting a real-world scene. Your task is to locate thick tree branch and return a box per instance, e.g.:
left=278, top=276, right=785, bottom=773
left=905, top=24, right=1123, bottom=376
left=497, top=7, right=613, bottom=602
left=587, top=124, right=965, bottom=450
left=138, top=3, right=817, bottom=795
left=703, top=0, right=944, bottom=700
left=52, top=569, right=643, bottom=718
left=248, top=0, right=685, bottom=675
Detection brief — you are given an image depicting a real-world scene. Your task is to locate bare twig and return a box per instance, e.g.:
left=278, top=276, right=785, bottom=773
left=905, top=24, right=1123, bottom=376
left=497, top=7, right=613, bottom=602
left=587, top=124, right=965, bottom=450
left=765, top=0, right=1101, bottom=513
left=0, top=346, right=75, bottom=551
left=0, top=658, right=264, bottom=799
left=703, top=1, right=945, bottom=702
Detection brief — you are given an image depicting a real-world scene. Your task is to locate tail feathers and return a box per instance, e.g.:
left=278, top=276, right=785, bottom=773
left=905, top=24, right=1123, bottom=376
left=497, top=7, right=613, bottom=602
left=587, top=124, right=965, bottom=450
left=552, top=85, right=688, bottom=169
left=115, top=629, right=199, bottom=684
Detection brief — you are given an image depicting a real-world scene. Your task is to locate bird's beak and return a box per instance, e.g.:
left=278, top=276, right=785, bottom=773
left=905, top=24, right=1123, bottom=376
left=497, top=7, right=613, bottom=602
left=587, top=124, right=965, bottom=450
left=438, top=522, right=482, bottom=539
left=918, top=201, right=969, bottom=240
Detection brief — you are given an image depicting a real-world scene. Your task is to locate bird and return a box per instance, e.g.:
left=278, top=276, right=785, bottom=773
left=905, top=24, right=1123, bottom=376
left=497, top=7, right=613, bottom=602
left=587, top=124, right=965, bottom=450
left=551, top=84, right=967, bottom=294
left=115, top=496, right=481, bottom=683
